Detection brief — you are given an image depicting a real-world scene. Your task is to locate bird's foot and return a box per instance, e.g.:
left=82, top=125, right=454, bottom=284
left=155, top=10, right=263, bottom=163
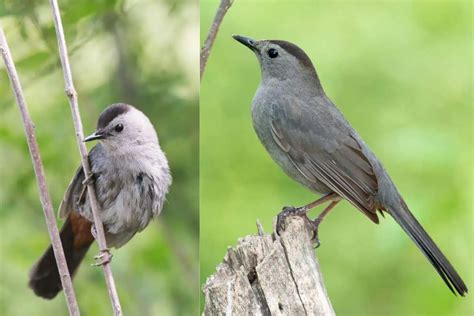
left=276, top=206, right=309, bottom=236
left=93, top=249, right=113, bottom=266
left=82, top=172, right=95, bottom=186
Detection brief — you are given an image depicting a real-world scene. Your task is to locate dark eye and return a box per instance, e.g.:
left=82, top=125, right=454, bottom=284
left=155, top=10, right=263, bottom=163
left=114, top=123, right=124, bottom=133
left=267, top=48, right=279, bottom=58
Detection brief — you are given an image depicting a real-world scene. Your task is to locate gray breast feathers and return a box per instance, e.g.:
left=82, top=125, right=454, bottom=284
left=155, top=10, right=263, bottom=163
left=58, top=143, right=171, bottom=247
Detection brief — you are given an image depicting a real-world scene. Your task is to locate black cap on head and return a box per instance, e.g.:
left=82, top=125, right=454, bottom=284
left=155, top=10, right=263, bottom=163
left=268, top=40, right=314, bottom=69
left=97, top=103, right=132, bottom=129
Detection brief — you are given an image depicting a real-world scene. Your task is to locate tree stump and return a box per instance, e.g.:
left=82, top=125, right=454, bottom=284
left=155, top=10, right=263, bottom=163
left=203, top=216, right=335, bottom=315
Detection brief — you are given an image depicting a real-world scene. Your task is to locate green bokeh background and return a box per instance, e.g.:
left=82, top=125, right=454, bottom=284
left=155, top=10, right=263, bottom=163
left=201, top=1, right=472, bottom=315
left=1, top=0, right=198, bottom=315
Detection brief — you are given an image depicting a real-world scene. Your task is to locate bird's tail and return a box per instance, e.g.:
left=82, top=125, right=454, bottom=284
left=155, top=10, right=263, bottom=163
left=28, top=215, right=93, bottom=299
left=387, top=197, right=467, bottom=296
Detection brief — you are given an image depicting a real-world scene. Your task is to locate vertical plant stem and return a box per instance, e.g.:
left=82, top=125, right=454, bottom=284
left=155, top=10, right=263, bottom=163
left=200, top=0, right=234, bottom=80
left=0, top=24, right=81, bottom=316
left=48, top=1, right=122, bottom=314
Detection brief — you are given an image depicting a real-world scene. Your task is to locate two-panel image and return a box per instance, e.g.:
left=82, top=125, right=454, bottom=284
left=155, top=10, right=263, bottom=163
left=0, top=0, right=472, bottom=315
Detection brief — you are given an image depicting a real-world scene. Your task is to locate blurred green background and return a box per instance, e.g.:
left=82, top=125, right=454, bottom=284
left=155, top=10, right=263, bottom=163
left=1, top=0, right=198, bottom=315
left=201, top=0, right=472, bottom=315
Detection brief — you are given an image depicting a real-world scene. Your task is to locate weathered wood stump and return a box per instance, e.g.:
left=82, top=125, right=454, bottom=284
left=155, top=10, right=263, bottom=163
left=203, top=216, right=335, bottom=315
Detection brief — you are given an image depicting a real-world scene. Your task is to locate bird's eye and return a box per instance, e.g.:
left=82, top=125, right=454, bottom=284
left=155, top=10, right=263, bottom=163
left=267, top=48, right=279, bottom=58
left=114, top=123, right=124, bottom=133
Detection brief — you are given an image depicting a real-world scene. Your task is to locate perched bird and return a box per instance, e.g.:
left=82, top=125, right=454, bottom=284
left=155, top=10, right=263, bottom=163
left=233, top=35, right=467, bottom=296
left=29, top=103, right=171, bottom=299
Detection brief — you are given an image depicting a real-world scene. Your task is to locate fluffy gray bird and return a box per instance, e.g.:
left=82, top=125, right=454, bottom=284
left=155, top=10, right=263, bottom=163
left=233, top=35, right=467, bottom=296
left=29, top=103, right=171, bottom=299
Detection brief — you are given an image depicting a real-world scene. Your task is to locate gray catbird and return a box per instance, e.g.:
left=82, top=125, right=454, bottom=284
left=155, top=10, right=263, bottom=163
left=233, top=35, right=467, bottom=296
left=29, top=103, right=172, bottom=299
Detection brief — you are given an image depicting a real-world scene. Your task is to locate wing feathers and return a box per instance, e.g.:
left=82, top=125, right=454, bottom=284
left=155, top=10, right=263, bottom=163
left=59, top=166, right=85, bottom=219
left=270, top=100, right=380, bottom=222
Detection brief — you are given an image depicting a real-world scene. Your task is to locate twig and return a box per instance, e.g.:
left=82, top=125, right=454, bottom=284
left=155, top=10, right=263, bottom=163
left=48, top=1, right=122, bottom=315
left=0, top=24, right=81, bottom=316
left=0, top=31, right=97, bottom=109
left=200, top=0, right=234, bottom=80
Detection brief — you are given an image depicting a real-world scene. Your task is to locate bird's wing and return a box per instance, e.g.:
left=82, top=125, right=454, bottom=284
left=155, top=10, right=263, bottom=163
left=58, top=165, right=86, bottom=219
left=58, top=145, right=100, bottom=219
left=270, top=97, right=381, bottom=222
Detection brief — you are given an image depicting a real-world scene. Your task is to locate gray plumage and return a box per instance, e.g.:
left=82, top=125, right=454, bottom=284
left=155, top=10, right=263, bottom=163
left=233, top=35, right=467, bottom=296
left=29, top=103, right=171, bottom=299
left=60, top=103, right=171, bottom=247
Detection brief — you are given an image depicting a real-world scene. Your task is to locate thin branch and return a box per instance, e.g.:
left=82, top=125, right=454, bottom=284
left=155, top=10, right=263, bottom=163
left=48, top=1, right=122, bottom=315
left=0, top=24, right=80, bottom=316
left=0, top=30, right=97, bottom=109
left=200, top=0, right=234, bottom=80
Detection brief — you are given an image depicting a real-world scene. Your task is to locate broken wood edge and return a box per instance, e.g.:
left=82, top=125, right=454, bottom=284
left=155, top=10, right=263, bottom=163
left=203, top=216, right=335, bottom=315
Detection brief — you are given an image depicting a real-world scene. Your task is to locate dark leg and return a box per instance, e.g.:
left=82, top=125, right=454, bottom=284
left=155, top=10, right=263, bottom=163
left=77, top=172, right=95, bottom=205
left=276, top=192, right=339, bottom=235
left=82, top=171, right=95, bottom=186
left=310, top=199, right=341, bottom=248
left=298, top=192, right=339, bottom=213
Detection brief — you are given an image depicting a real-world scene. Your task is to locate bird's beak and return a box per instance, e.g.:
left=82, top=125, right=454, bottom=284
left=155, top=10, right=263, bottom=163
left=83, top=130, right=106, bottom=142
left=232, top=35, right=258, bottom=51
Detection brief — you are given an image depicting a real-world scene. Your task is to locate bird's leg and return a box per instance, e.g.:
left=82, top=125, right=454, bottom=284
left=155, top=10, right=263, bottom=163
left=93, top=249, right=113, bottom=266
left=74, top=172, right=94, bottom=205
left=276, top=192, right=339, bottom=235
left=77, top=172, right=95, bottom=205
left=90, top=225, right=113, bottom=266
left=82, top=171, right=95, bottom=186
left=298, top=192, right=339, bottom=213
left=309, top=198, right=341, bottom=248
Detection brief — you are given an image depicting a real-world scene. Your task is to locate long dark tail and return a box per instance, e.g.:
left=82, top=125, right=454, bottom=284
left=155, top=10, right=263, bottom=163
left=28, top=216, right=93, bottom=299
left=387, top=198, right=468, bottom=296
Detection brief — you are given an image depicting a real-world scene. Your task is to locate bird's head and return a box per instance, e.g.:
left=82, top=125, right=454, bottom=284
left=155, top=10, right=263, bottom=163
left=84, top=103, right=159, bottom=152
left=233, top=35, right=321, bottom=88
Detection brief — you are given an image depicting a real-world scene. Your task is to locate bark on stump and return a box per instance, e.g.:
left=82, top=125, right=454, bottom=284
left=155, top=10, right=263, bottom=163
left=203, top=216, right=335, bottom=315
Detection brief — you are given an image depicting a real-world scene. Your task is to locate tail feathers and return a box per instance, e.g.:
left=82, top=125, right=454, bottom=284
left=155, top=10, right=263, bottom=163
left=388, top=199, right=468, bottom=296
left=29, top=216, right=93, bottom=299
